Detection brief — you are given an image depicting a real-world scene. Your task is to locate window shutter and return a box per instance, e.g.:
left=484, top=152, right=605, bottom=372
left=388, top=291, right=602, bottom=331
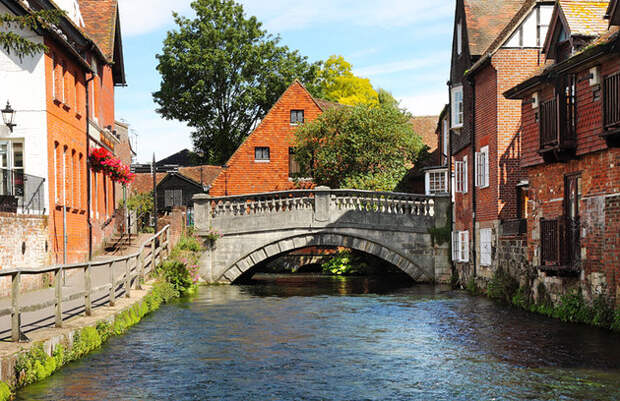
left=463, top=156, right=468, bottom=193
left=475, top=152, right=480, bottom=187
left=461, top=231, right=470, bottom=262
left=484, top=150, right=490, bottom=188
left=425, top=172, right=431, bottom=195
left=452, top=232, right=459, bottom=261
left=480, top=229, right=492, bottom=266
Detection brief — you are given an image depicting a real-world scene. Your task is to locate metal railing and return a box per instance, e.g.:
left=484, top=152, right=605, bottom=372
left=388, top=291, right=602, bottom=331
left=540, top=218, right=560, bottom=265
left=0, top=168, right=45, bottom=214
left=0, top=225, right=171, bottom=342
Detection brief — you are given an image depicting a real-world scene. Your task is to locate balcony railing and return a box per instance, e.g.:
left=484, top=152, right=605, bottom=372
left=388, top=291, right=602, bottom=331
left=539, top=77, right=577, bottom=153
left=540, top=216, right=579, bottom=272
left=603, top=72, right=620, bottom=130
left=0, top=168, right=45, bottom=214
left=540, top=218, right=560, bottom=265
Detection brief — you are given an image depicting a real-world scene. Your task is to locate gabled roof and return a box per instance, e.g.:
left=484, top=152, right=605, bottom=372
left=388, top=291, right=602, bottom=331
left=607, top=0, right=620, bottom=25
left=78, top=0, right=126, bottom=84
left=131, top=165, right=222, bottom=194
left=410, top=116, right=440, bottom=154
left=312, top=97, right=345, bottom=112
left=543, top=0, right=611, bottom=57
left=467, top=0, right=539, bottom=76
left=464, top=0, right=527, bottom=55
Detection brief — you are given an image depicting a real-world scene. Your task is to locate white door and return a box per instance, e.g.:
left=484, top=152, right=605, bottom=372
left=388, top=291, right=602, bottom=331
left=0, top=141, right=8, bottom=195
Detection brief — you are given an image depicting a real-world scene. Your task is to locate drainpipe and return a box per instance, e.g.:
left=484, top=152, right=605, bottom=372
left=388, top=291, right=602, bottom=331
left=467, top=75, right=477, bottom=278
left=85, top=72, right=95, bottom=260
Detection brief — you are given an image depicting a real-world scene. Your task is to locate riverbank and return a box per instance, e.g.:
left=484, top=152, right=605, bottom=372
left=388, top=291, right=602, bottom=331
left=0, top=280, right=178, bottom=400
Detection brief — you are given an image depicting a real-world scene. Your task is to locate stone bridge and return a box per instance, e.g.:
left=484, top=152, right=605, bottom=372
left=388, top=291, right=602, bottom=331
left=193, top=188, right=451, bottom=284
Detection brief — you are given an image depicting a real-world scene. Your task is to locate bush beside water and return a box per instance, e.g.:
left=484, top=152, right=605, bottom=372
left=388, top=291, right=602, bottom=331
left=3, top=231, right=204, bottom=399
left=469, top=268, right=620, bottom=332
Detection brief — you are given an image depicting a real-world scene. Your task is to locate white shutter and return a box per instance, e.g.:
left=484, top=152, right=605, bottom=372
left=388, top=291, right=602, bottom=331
left=463, top=156, right=468, bottom=193
left=452, top=232, right=459, bottom=261
left=425, top=172, right=431, bottom=195
left=474, top=152, right=482, bottom=187
left=451, top=173, right=456, bottom=201
left=480, top=228, right=492, bottom=266
left=460, top=230, right=470, bottom=262
left=484, top=149, right=490, bottom=188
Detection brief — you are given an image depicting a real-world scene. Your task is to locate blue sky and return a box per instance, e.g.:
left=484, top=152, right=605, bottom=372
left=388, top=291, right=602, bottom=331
left=115, top=0, right=455, bottom=163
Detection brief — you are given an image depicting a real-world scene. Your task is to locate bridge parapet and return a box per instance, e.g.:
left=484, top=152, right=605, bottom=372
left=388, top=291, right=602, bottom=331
left=193, top=189, right=451, bottom=284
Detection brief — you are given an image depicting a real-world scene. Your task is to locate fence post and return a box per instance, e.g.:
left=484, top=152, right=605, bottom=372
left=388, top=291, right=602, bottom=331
left=166, top=227, right=171, bottom=257
left=152, top=237, right=157, bottom=269
left=137, top=251, right=144, bottom=290
left=109, top=262, right=116, bottom=307
left=11, top=272, right=21, bottom=342
left=55, top=267, right=63, bottom=328
left=84, top=263, right=92, bottom=316
left=124, top=257, right=131, bottom=298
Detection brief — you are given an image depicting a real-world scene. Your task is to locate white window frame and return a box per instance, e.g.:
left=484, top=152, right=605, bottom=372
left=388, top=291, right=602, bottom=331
left=452, top=230, right=470, bottom=262
left=425, top=170, right=448, bottom=195
left=475, top=145, right=489, bottom=188
left=480, top=228, right=492, bottom=266
left=442, top=118, right=449, bottom=162
left=455, top=156, right=468, bottom=194
left=451, top=86, right=463, bottom=128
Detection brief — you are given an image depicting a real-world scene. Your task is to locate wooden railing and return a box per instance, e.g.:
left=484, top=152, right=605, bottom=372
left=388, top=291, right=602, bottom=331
left=208, top=189, right=435, bottom=218
left=603, top=72, right=620, bottom=130
left=540, top=218, right=560, bottom=265
left=0, top=225, right=171, bottom=342
left=540, top=98, right=558, bottom=148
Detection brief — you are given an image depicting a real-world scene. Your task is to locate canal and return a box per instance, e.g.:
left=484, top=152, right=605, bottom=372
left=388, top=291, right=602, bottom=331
left=16, top=274, right=620, bottom=400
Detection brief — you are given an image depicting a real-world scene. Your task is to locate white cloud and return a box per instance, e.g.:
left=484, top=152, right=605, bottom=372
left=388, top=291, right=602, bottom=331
left=354, top=52, right=450, bottom=77
left=240, top=0, right=453, bottom=33
left=118, top=0, right=193, bottom=37
left=399, top=90, right=448, bottom=117
left=116, top=108, right=193, bottom=164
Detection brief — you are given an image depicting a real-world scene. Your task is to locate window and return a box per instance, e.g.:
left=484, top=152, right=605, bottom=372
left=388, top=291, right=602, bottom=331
left=425, top=170, right=448, bottom=195
left=290, top=110, right=304, bottom=125
left=51, top=53, right=57, bottom=100
left=62, top=145, right=68, bottom=206
left=455, top=156, right=468, bottom=193
left=475, top=146, right=489, bottom=188
left=78, top=153, right=83, bottom=209
left=451, top=86, right=463, bottom=127
left=442, top=118, right=449, bottom=163
left=61, top=62, right=67, bottom=104
left=456, top=20, right=462, bottom=55
left=517, top=186, right=529, bottom=219
left=71, top=150, right=77, bottom=208
left=289, top=148, right=301, bottom=178
left=452, top=230, right=470, bottom=262
left=480, top=228, right=492, bottom=266
left=103, top=175, right=108, bottom=218
left=254, top=147, right=270, bottom=162
left=74, top=74, right=79, bottom=112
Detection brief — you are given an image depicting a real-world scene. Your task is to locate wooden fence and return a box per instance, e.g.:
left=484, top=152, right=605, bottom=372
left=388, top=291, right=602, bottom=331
left=0, top=225, right=171, bottom=342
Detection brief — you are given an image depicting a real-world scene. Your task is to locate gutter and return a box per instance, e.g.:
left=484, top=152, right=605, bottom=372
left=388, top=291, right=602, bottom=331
left=466, top=73, right=477, bottom=278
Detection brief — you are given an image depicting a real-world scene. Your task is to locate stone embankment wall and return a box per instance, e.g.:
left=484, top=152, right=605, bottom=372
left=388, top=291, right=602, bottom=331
left=0, top=213, right=51, bottom=297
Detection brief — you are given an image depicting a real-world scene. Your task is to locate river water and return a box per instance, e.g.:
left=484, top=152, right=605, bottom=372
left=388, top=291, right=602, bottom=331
left=16, top=274, right=620, bottom=400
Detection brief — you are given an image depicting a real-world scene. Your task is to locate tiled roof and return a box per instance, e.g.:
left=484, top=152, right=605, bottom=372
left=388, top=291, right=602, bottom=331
left=410, top=116, right=440, bottom=153
left=313, top=97, right=346, bottom=111
left=78, top=0, right=118, bottom=60
left=130, top=165, right=223, bottom=195
left=560, top=0, right=610, bottom=37
left=464, top=0, right=526, bottom=55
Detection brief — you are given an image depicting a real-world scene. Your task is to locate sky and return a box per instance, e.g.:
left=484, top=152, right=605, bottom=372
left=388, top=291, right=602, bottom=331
left=115, top=0, right=455, bottom=164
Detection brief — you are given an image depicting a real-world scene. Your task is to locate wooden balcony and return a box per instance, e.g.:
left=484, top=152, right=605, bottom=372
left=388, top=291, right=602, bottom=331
left=539, top=216, right=579, bottom=275
left=602, top=72, right=620, bottom=147
left=538, top=77, right=577, bottom=161
left=500, top=218, right=527, bottom=237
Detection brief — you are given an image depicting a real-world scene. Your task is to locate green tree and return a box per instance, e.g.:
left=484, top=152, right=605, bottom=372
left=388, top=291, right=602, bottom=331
left=293, top=103, right=424, bottom=191
left=153, top=0, right=319, bottom=164
left=125, top=192, right=154, bottom=232
left=315, top=55, right=378, bottom=106
left=0, top=9, right=64, bottom=58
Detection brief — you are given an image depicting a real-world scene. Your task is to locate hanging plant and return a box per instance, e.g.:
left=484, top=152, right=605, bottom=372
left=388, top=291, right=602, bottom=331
left=89, top=147, right=135, bottom=184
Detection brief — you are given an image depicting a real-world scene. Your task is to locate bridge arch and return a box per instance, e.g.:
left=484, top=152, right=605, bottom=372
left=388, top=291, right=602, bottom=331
left=215, top=232, right=433, bottom=284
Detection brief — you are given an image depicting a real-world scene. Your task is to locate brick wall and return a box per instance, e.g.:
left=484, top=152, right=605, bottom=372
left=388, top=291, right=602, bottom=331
left=210, top=81, right=322, bottom=196
left=0, top=213, right=51, bottom=297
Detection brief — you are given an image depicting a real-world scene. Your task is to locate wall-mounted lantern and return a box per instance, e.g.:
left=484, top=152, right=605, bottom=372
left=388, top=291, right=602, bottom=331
left=2, top=101, right=16, bottom=132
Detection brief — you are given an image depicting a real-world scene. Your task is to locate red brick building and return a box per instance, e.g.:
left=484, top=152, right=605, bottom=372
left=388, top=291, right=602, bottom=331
left=505, top=0, right=620, bottom=306
left=209, top=81, right=339, bottom=196
left=44, top=0, right=126, bottom=263
left=449, top=0, right=555, bottom=280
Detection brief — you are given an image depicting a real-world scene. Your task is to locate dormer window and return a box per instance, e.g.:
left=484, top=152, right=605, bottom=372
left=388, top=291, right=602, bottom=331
left=290, top=110, right=304, bottom=125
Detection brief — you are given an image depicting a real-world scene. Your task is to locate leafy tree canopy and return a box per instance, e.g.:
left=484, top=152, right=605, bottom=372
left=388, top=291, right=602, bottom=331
left=153, top=0, right=320, bottom=165
left=293, top=103, right=425, bottom=191
left=314, top=55, right=378, bottom=106
left=0, top=9, right=64, bottom=58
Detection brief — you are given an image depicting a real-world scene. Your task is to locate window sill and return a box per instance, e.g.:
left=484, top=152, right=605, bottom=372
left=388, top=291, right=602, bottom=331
left=254, top=160, right=270, bottom=163
left=451, top=124, right=463, bottom=131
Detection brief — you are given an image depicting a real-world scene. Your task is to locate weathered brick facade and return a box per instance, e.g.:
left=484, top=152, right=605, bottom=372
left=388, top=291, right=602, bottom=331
left=210, top=81, right=325, bottom=196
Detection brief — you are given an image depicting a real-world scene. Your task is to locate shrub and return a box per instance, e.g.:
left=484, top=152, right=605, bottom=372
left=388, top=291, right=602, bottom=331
left=612, top=309, right=620, bottom=332
left=486, top=269, right=519, bottom=303
left=0, top=382, right=11, bottom=401
left=176, top=235, right=202, bottom=252
left=321, top=250, right=369, bottom=276
left=157, top=260, right=194, bottom=295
